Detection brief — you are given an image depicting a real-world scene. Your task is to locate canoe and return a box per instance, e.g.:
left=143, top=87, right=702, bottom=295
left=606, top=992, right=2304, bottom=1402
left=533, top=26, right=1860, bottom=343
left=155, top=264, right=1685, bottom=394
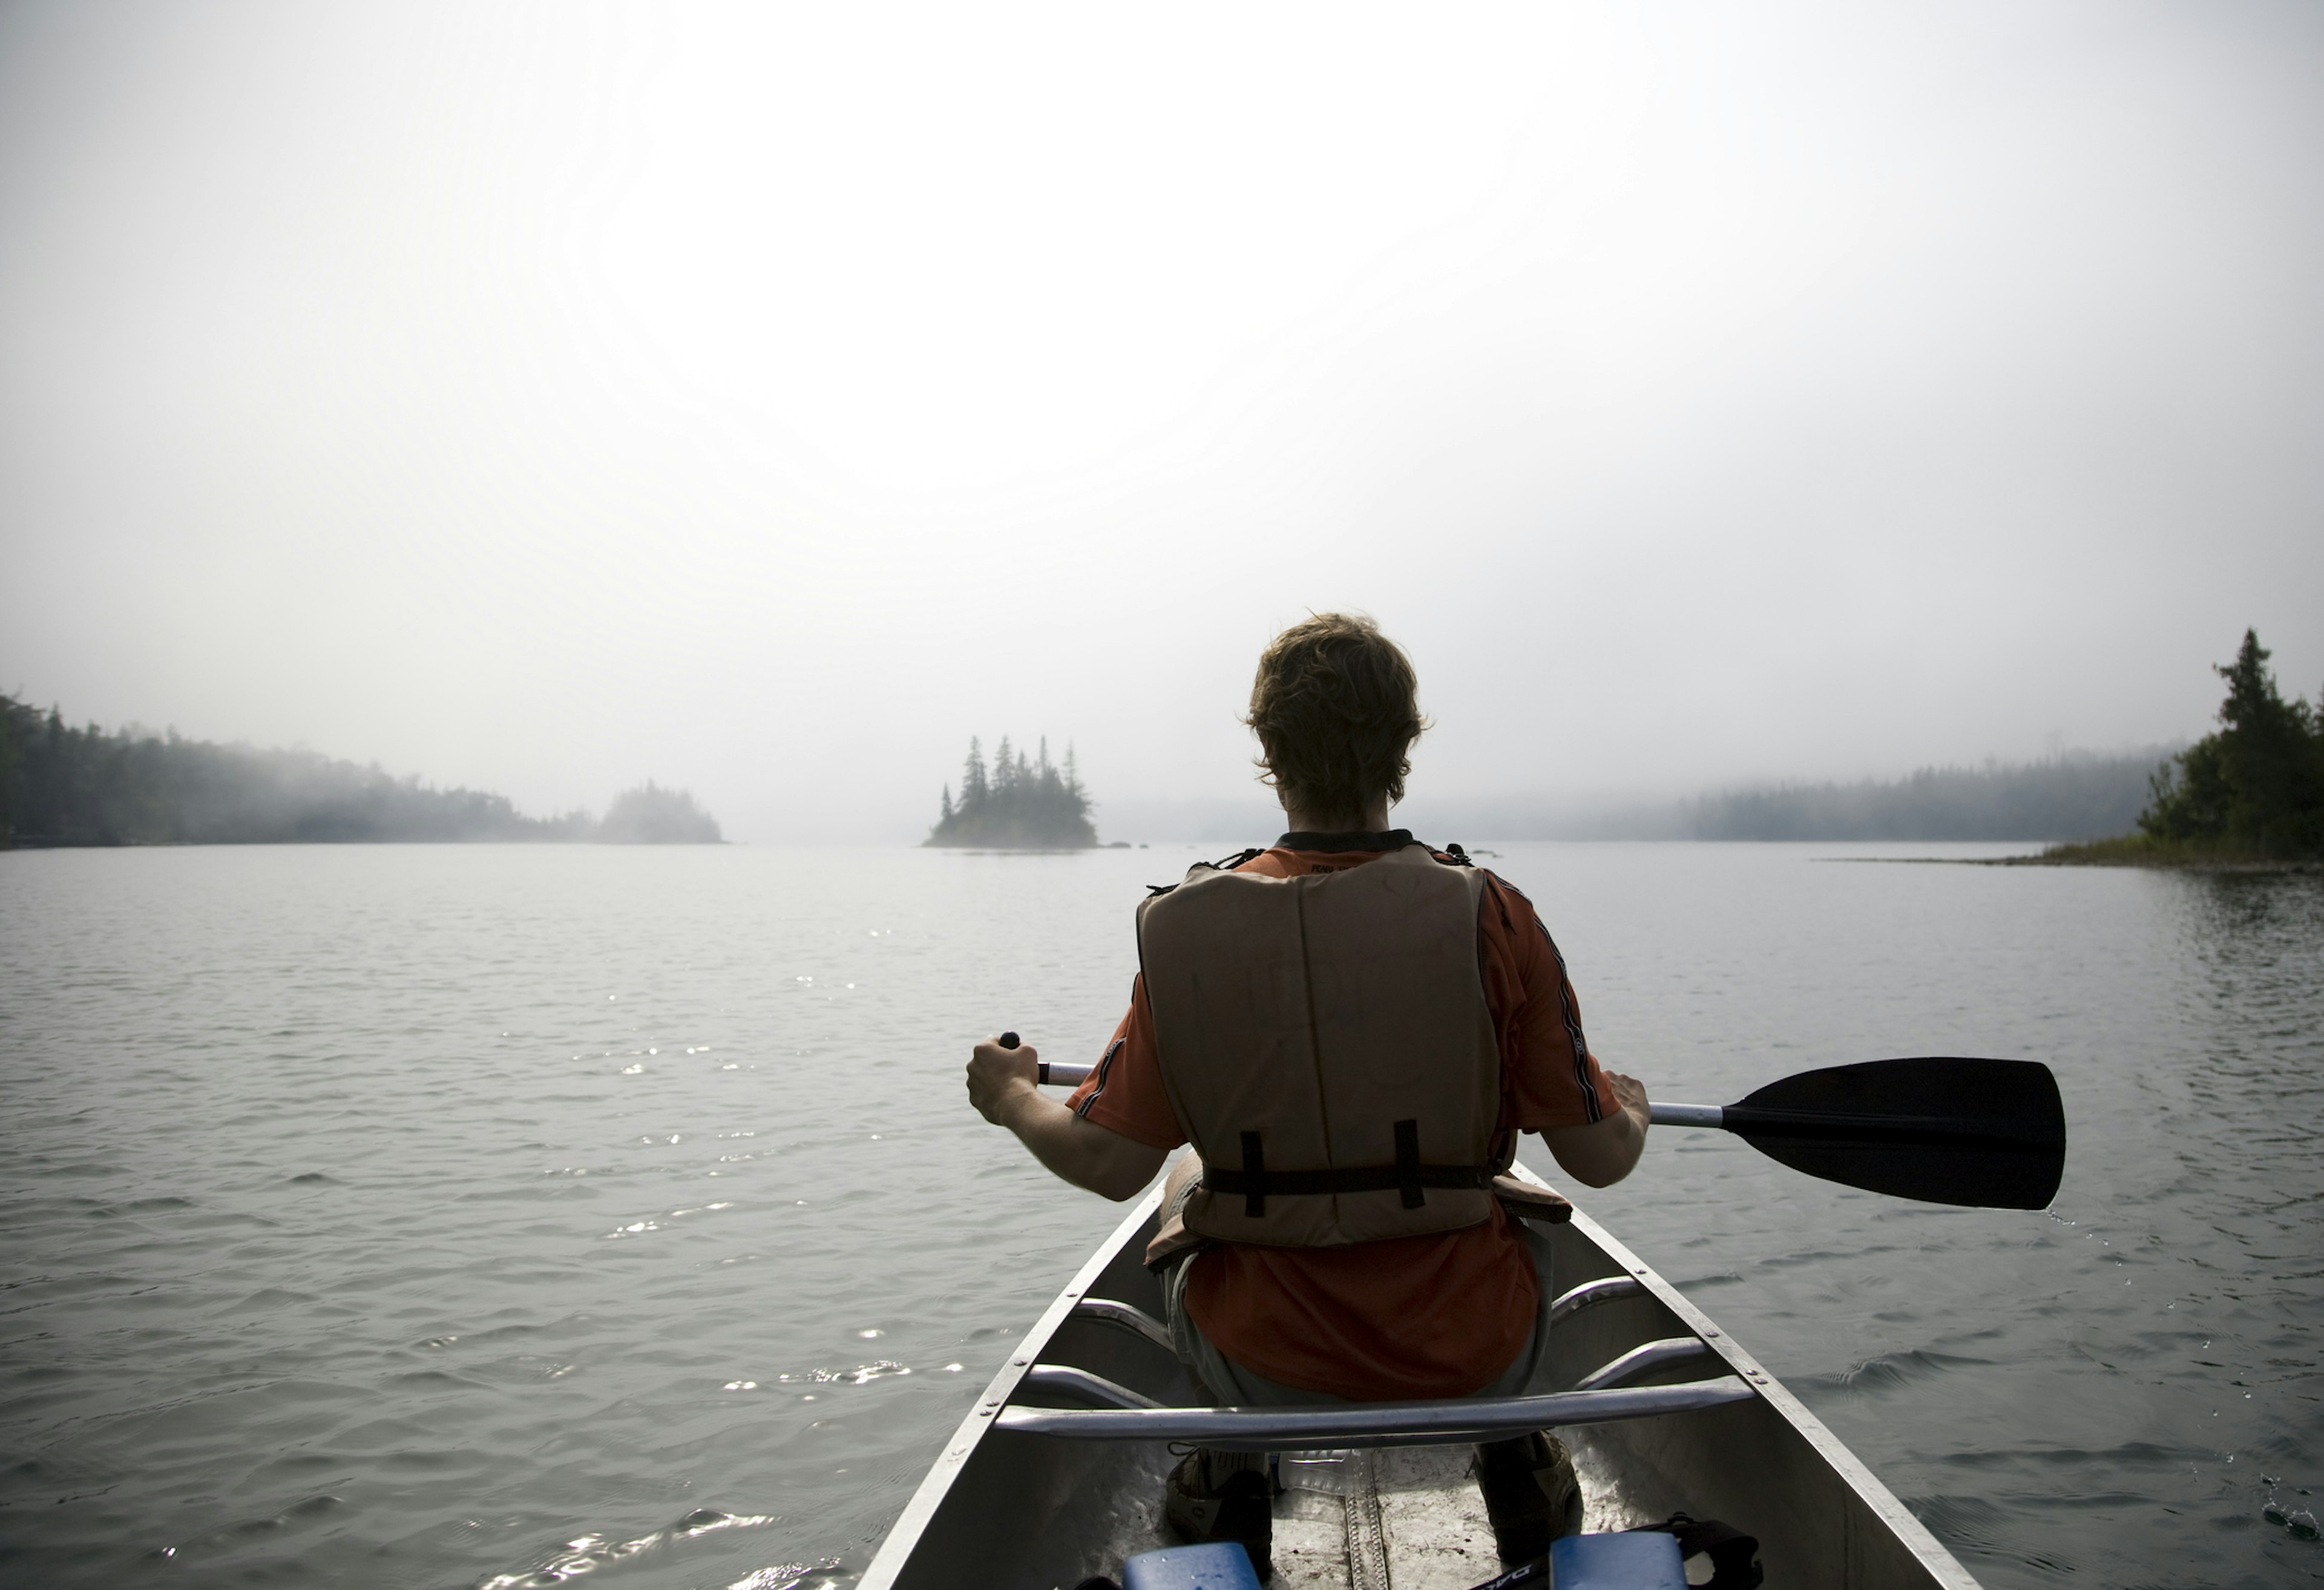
left=859, top=1162, right=1980, bottom=1590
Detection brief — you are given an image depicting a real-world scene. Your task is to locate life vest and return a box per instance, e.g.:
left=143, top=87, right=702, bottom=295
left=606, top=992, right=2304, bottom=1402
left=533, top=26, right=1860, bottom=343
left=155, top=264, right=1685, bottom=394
left=1135, top=842, right=1508, bottom=1249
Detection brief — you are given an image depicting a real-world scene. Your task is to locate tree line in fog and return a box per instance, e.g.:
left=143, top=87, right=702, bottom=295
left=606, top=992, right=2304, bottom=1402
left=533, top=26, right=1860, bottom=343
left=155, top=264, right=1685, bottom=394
left=1622, top=628, right=2320, bottom=855
left=1676, top=751, right=2170, bottom=842
left=0, top=695, right=720, bottom=847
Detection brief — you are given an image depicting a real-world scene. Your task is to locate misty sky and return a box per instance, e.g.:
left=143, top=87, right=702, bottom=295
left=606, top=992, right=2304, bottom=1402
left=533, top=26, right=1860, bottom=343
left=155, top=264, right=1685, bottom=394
left=4, top=2, right=2320, bottom=842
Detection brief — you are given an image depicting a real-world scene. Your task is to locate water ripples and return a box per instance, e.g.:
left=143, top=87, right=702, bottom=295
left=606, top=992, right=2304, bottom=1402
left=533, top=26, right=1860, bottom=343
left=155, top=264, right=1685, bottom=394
left=1, top=843, right=2317, bottom=1586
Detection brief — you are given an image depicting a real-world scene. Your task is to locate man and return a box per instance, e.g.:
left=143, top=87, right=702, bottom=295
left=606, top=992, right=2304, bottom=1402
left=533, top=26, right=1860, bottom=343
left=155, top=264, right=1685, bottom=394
left=965, top=613, right=1651, bottom=1578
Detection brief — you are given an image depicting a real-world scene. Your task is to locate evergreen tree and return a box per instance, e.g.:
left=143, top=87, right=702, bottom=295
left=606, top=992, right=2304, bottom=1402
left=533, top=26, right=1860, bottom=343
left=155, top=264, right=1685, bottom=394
left=962, top=738, right=988, bottom=808
left=2139, top=629, right=2324, bottom=855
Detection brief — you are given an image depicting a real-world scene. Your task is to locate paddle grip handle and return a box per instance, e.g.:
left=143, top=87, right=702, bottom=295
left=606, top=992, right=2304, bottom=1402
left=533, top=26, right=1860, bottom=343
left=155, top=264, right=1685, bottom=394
left=1649, top=1103, right=1725, bottom=1129
left=998, top=1030, right=1087, bottom=1088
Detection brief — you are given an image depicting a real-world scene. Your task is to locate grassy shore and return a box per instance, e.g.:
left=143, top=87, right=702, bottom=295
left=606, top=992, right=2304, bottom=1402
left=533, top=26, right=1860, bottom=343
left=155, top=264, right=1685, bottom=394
left=1991, top=835, right=2322, bottom=872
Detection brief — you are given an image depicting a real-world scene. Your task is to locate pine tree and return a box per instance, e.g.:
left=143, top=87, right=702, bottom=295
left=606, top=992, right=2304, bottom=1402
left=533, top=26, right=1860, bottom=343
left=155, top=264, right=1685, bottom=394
left=962, top=738, right=988, bottom=810
left=2139, top=629, right=2324, bottom=855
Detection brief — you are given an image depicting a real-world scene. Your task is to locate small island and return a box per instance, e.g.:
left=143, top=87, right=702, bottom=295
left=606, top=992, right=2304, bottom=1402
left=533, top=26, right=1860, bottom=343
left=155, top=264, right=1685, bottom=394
left=2027, top=629, right=2322, bottom=868
left=924, top=737, right=1098, bottom=849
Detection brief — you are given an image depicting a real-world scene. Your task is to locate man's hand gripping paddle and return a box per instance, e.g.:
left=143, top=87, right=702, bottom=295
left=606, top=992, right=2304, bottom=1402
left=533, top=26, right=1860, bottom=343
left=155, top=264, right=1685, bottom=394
left=997, top=1030, right=1077, bottom=1084
left=1027, top=1045, right=2066, bottom=1211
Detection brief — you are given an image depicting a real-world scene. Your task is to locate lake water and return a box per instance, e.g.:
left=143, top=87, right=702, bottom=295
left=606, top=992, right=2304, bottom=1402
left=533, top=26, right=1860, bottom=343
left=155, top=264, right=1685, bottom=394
left=1, top=842, right=2319, bottom=1589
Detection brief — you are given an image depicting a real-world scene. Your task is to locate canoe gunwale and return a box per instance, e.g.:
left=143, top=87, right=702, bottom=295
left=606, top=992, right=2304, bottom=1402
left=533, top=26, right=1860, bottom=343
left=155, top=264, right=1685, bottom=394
left=855, top=1184, right=1170, bottom=1590
left=1549, top=1184, right=1981, bottom=1590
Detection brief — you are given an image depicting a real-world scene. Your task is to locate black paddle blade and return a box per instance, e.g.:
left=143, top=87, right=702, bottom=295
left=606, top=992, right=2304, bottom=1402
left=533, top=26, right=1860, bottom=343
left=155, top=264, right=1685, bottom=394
left=1721, top=1057, right=2065, bottom=1209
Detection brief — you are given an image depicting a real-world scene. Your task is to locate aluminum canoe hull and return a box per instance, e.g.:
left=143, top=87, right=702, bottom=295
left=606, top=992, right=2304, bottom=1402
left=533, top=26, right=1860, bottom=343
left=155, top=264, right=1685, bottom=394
left=860, top=1166, right=1980, bottom=1590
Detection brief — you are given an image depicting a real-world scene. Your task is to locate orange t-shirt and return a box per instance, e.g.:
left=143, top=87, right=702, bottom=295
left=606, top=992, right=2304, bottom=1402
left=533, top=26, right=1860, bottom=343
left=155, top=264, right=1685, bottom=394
left=1065, top=835, right=1612, bottom=1400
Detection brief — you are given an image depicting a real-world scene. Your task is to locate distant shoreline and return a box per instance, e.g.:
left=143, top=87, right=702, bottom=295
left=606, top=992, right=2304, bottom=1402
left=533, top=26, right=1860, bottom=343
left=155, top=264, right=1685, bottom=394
left=0, top=836, right=725, bottom=850
left=1, top=694, right=723, bottom=848
left=1825, top=844, right=2322, bottom=875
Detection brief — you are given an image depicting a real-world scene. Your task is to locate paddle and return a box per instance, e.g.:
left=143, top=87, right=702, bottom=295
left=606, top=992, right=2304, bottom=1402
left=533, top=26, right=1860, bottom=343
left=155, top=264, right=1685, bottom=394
left=1653, top=1056, right=2066, bottom=1209
left=1019, top=1041, right=2065, bottom=1211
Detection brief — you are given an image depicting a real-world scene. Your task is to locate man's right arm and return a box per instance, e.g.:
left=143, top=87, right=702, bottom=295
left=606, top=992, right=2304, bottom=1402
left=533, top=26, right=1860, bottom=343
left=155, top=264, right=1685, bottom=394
left=1537, top=1070, right=1650, bottom=1187
left=966, top=1036, right=1167, bottom=1200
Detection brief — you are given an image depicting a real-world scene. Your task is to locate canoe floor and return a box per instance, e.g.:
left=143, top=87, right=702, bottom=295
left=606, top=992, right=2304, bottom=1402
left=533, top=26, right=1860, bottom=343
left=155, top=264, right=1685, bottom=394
left=1287, top=1439, right=1687, bottom=1590
left=1031, top=1434, right=1695, bottom=1590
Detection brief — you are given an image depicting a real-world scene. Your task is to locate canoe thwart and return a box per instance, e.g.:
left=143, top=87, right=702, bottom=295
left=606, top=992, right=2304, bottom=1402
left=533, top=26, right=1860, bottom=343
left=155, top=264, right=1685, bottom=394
left=1574, top=1337, right=1715, bottom=1391
left=1071, top=1298, right=1176, bottom=1354
left=1021, top=1364, right=1165, bottom=1410
left=994, top=1375, right=1758, bottom=1450
left=1548, top=1275, right=1645, bottom=1324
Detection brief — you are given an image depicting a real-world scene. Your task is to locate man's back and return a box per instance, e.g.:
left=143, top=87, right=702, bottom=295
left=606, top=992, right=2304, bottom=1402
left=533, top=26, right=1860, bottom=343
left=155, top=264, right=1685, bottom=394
left=1065, top=835, right=1615, bottom=1399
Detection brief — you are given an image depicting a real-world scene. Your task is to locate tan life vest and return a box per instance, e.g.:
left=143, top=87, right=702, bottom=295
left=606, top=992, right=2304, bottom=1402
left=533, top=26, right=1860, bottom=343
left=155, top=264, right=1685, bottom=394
left=1135, top=843, right=1508, bottom=1250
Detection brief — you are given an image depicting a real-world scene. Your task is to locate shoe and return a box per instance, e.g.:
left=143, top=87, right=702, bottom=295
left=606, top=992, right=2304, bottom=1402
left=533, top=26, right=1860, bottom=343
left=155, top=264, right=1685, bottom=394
left=1163, top=1449, right=1275, bottom=1582
left=1474, top=1432, right=1584, bottom=1564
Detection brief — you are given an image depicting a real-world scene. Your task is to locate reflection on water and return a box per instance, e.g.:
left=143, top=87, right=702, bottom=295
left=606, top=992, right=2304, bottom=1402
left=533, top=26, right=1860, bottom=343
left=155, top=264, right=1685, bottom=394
left=0, top=844, right=2317, bottom=1588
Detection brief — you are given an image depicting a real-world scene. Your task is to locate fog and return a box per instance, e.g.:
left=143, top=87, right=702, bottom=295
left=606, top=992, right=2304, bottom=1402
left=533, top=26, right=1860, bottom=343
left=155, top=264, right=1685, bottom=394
left=4, top=2, right=2320, bottom=842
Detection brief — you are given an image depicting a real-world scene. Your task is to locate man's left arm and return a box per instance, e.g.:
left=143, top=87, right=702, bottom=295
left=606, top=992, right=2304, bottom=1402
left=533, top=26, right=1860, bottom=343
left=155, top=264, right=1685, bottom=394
left=966, top=1036, right=1167, bottom=1201
left=1482, top=873, right=1652, bottom=1188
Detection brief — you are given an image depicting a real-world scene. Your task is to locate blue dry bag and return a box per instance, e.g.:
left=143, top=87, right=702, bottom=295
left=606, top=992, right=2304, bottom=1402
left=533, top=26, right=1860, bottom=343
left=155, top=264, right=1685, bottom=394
left=1548, top=1529, right=1687, bottom=1590
left=1120, top=1541, right=1265, bottom=1590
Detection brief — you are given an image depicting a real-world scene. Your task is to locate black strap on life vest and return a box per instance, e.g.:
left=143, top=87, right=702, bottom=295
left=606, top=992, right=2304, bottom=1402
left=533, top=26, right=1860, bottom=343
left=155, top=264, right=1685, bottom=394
left=1204, top=1123, right=1496, bottom=1215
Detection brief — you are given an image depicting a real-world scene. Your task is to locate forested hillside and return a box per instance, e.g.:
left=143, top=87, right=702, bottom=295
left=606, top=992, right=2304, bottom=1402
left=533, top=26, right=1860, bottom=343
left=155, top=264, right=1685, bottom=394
left=0, top=696, right=718, bottom=846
